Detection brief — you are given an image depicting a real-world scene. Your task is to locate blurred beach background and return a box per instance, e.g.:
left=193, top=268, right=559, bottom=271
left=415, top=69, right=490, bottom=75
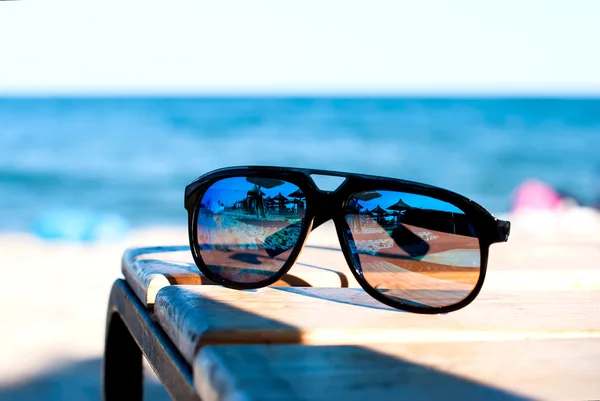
left=1, top=1, right=600, bottom=400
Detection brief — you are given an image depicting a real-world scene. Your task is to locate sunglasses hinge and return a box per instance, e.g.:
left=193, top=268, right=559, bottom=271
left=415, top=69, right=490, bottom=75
left=494, top=219, right=511, bottom=243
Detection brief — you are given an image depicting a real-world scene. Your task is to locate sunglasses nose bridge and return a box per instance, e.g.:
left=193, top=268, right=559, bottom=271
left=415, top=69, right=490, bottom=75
left=310, top=192, right=346, bottom=229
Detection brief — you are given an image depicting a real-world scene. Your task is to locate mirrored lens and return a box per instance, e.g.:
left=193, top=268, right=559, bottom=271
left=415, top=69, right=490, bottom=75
left=345, top=190, right=480, bottom=308
left=196, top=176, right=306, bottom=284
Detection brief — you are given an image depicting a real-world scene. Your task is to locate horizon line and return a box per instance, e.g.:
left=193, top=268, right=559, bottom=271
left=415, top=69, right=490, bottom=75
left=2, top=91, right=600, bottom=99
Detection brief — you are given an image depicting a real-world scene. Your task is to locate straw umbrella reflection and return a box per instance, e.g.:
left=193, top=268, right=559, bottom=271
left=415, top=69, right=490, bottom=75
left=264, top=196, right=275, bottom=212
left=370, top=205, right=389, bottom=225
left=386, top=198, right=411, bottom=225
left=272, top=192, right=291, bottom=213
left=288, top=189, right=305, bottom=215
left=245, top=177, right=285, bottom=218
left=348, top=191, right=381, bottom=232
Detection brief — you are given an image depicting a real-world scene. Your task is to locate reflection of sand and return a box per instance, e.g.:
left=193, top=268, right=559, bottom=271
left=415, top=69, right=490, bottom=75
left=352, top=223, right=481, bottom=307
left=362, top=260, right=475, bottom=307
left=421, top=249, right=479, bottom=267
left=355, top=225, right=480, bottom=308
left=197, top=212, right=303, bottom=282
left=361, top=257, right=479, bottom=283
left=352, top=224, right=479, bottom=255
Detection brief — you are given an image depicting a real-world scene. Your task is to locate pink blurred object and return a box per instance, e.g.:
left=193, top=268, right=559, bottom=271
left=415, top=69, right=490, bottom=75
left=512, top=180, right=562, bottom=211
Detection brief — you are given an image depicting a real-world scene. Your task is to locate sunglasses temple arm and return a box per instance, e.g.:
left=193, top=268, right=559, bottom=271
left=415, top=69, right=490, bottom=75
left=493, top=219, right=511, bottom=243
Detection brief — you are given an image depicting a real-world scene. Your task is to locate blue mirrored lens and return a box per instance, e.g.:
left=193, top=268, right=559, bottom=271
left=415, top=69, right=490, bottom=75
left=345, top=190, right=480, bottom=308
left=197, top=177, right=306, bottom=284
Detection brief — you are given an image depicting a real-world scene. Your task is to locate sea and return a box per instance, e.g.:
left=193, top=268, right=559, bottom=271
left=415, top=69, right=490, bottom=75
left=1, top=97, right=599, bottom=236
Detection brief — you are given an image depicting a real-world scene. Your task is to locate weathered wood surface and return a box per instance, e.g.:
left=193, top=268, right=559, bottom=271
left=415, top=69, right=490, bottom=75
left=153, top=285, right=600, bottom=364
left=115, top=233, right=600, bottom=400
left=122, top=246, right=348, bottom=307
left=194, top=339, right=600, bottom=401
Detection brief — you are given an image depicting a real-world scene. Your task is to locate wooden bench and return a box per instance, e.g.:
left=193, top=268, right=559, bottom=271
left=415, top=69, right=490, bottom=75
left=103, top=245, right=600, bottom=400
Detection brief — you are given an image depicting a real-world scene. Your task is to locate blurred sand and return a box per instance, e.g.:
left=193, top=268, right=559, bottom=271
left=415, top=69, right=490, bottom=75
left=1, top=208, right=599, bottom=400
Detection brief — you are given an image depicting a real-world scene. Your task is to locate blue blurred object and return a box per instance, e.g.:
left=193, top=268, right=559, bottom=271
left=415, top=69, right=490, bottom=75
left=33, top=209, right=130, bottom=242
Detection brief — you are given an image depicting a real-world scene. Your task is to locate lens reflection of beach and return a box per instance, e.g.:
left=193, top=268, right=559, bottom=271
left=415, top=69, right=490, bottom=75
left=197, top=209, right=304, bottom=283
left=351, top=219, right=480, bottom=308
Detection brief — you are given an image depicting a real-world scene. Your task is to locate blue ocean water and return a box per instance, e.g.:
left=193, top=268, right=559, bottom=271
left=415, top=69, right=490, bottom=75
left=1, top=97, right=599, bottom=234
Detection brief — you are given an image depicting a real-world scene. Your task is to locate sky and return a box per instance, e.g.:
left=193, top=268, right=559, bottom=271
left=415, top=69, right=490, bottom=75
left=0, top=0, right=599, bottom=95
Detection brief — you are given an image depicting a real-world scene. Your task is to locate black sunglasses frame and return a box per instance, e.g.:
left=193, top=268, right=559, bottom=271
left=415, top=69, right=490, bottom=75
left=184, top=165, right=510, bottom=314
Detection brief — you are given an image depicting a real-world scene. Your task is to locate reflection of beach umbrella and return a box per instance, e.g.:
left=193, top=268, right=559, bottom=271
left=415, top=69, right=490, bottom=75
left=386, top=199, right=411, bottom=225
left=273, top=192, right=290, bottom=210
left=273, top=193, right=289, bottom=202
left=245, top=178, right=282, bottom=218
left=371, top=205, right=388, bottom=215
left=371, top=205, right=389, bottom=223
left=363, top=208, right=374, bottom=216
left=355, top=191, right=382, bottom=201
left=262, top=196, right=275, bottom=212
left=386, top=198, right=411, bottom=212
left=246, top=177, right=285, bottom=189
left=288, top=189, right=305, bottom=199
left=288, top=189, right=305, bottom=212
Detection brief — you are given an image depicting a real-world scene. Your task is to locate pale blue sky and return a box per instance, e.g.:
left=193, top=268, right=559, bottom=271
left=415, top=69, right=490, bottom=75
left=0, top=0, right=598, bottom=95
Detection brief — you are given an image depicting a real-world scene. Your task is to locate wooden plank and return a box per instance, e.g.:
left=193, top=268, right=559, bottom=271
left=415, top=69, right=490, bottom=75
left=122, top=246, right=349, bottom=307
left=122, top=254, right=211, bottom=309
left=154, top=285, right=600, bottom=364
left=194, top=339, right=600, bottom=401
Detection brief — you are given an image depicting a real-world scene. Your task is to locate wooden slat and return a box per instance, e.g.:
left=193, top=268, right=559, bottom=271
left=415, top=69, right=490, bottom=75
left=153, top=285, right=600, bottom=364
left=122, top=246, right=349, bottom=307
left=194, top=339, right=600, bottom=401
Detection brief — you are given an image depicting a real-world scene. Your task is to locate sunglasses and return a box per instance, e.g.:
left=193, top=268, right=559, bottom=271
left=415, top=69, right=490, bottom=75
left=184, top=166, right=510, bottom=314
